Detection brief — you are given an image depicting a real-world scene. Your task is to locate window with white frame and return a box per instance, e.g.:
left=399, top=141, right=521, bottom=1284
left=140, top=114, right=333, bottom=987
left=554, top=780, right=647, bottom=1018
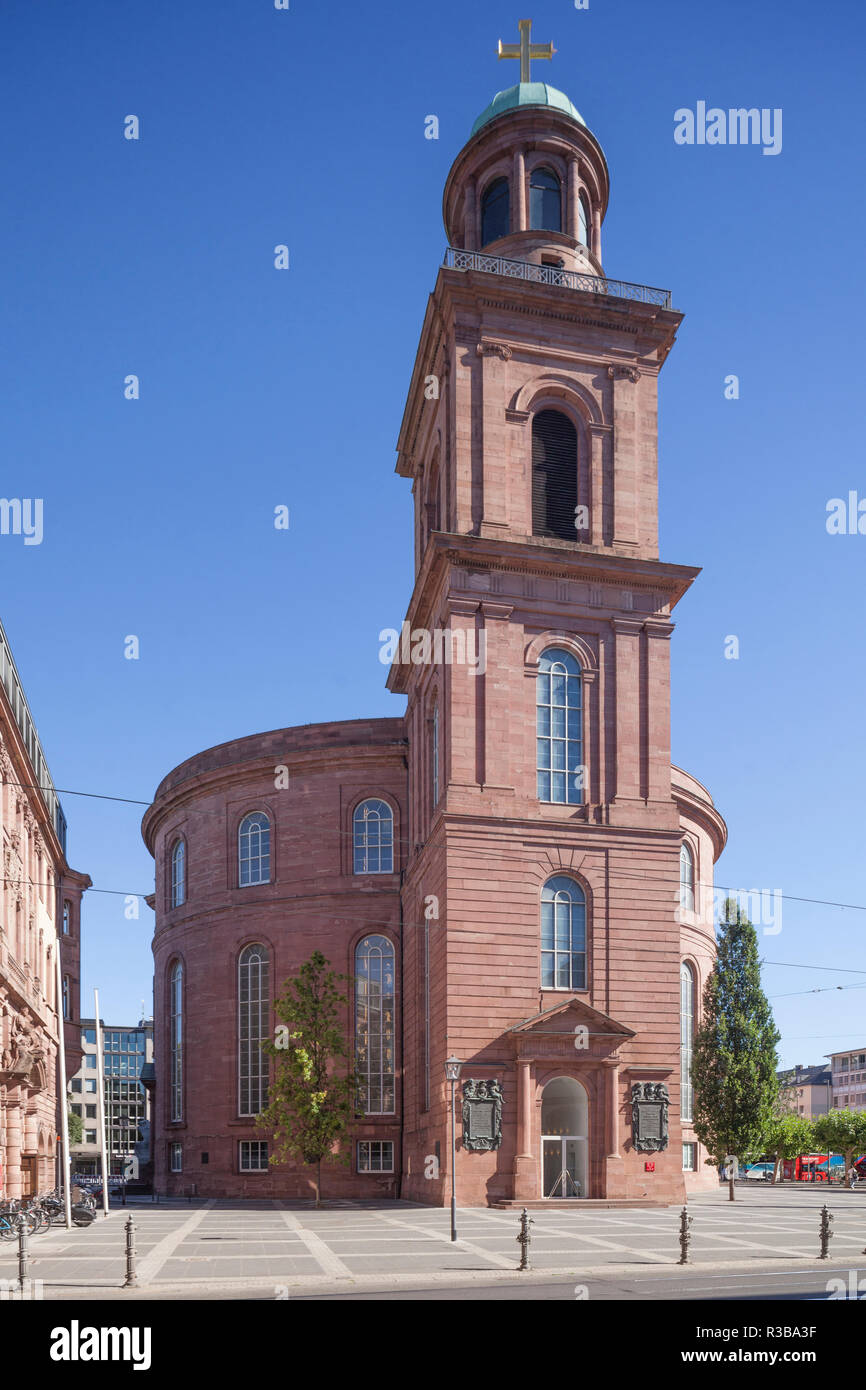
left=62, top=975, right=70, bottom=1020
left=239, top=1140, right=268, bottom=1171
left=355, top=935, right=396, bottom=1114
left=353, top=799, right=394, bottom=874
left=169, top=1142, right=182, bottom=1173
left=357, top=1140, right=394, bottom=1173
left=169, top=960, right=183, bottom=1122
left=537, top=648, right=582, bottom=804
left=541, top=876, right=586, bottom=990
left=681, top=962, right=695, bottom=1122
left=682, top=1142, right=696, bottom=1172
left=238, top=943, right=270, bottom=1116
left=170, top=838, right=186, bottom=908
left=680, top=843, right=695, bottom=913
left=238, top=812, right=271, bottom=886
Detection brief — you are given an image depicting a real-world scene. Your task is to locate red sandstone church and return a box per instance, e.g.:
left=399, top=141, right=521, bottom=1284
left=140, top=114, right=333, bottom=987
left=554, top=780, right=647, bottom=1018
left=144, top=26, right=726, bottom=1207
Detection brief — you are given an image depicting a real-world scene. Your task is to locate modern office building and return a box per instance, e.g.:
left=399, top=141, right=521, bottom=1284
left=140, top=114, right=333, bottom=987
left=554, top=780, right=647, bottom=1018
left=67, top=1018, right=154, bottom=1183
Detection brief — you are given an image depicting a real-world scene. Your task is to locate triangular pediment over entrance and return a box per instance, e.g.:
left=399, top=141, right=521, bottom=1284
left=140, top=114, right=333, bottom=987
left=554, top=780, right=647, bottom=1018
left=508, top=998, right=634, bottom=1061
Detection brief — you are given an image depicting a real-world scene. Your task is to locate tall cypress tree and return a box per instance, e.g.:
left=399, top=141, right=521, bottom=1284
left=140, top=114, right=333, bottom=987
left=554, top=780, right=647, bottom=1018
left=691, top=898, right=780, bottom=1200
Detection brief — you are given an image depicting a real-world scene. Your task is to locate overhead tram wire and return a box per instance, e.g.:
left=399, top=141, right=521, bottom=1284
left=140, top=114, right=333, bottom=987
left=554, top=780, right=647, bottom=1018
left=11, top=778, right=866, bottom=919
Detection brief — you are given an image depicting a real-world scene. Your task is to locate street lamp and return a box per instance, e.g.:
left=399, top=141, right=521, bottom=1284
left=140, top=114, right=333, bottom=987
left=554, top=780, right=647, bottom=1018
left=444, top=1055, right=463, bottom=1242
left=117, top=1118, right=132, bottom=1206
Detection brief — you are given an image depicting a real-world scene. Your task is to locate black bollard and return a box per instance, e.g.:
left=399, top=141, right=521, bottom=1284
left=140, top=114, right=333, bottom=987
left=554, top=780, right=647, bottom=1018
left=516, top=1208, right=534, bottom=1271
left=819, top=1204, right=833, bottom=1259
left=17, top=1214, right=29, bottom=1290
left=678, top=1205, right=692, bottom=1265
left=123, top=1214, right=138, bottom=1288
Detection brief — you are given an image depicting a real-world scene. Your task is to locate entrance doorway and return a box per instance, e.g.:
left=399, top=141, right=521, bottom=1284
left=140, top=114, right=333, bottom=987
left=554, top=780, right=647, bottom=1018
left=20, top=1156, right=38, bottom=1197
left=541, top=1077, right=588, bottom=1198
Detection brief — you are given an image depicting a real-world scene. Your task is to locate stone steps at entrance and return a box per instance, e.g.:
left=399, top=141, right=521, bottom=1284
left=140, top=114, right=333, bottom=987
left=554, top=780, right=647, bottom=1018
left=491, top=1198, right=670, bottom=1210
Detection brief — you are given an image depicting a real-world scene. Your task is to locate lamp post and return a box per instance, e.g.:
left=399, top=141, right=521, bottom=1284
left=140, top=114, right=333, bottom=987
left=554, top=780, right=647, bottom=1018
left=444, top=1055, right=463, bottom=1242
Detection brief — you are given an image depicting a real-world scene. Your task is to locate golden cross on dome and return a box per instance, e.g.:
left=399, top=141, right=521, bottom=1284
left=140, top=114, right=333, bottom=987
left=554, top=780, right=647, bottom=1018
left=497, top=19, right=555, bottom=84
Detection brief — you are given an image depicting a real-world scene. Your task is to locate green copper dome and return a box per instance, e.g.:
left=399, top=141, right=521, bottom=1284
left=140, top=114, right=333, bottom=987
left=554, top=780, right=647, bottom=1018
left=471, top=82, right=585, bottom=136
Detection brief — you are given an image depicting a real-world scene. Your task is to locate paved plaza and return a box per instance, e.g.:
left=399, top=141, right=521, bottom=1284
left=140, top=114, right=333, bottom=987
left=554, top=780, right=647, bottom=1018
left=2, top=1185, right=866, bottom=1299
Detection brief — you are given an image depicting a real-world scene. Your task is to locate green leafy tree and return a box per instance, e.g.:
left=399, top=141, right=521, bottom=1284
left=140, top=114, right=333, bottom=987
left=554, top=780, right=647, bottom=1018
left=761, top=1111, right=814, bottom=1184
left=257, top=951, right=356, bottom=1208
left=812, top=1109, right=866, bottom=1182
left=66, top=1110, right=83, bottom=1145
left=691, top=899, right=781, bottom=1200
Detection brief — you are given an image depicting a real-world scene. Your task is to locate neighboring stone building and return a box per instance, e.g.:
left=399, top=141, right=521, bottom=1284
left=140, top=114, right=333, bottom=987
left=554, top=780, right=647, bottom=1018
left=0, top=619, right=89, bottom=1198
left=144, top=33, right=726, bottom=1206
left=828, top=1048, right=866, bottom=1113
left=67, top=1018, right=154, bottom=1184
left=778, top=1064, right=832, bottom=1119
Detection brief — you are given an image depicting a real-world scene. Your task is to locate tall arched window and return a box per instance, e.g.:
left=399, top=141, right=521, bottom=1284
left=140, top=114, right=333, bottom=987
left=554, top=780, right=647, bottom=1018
left=541, top=876, right=587, bottom=990
left=239, top=812, right=271, bottom=886
left=431, top=702, right=440, bottom=809
left=62, top=974, right=70, bottom=1020
left=170, top=839, right=186, bottom=908
left=353, top=799, right=394, bottom=874
left=530, top=167, right=561, bottom=232
left=537, top=647, right=583, bottom=805
left=681, top=962, right=695, bottom=1121
left=680, top=843, right=695, bottom=913
left=481, top=176, right=509, bottom=246
left=532, top=409, right=578, bottom=540
left=239, top=944, right=270, bottom=1116
left=578, top=191, right=590, bottom=247
left=355, top=935, right=396, bottom=1114
left=169, top=961, right=183, bottom=1122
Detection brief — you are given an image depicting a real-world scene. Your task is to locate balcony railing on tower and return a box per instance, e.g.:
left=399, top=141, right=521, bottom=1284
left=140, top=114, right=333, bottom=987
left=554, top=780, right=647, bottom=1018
left=444, top=246, right=672, bottom=309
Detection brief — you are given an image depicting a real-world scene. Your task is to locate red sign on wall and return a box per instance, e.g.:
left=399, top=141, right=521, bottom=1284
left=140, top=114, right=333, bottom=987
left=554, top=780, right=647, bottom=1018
left=645, top=1161, right=655, bottom=1172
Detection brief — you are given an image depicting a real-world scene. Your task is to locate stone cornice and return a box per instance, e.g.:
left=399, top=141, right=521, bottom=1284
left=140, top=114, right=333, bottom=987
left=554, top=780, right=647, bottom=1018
left=671, top=777, right=728, bottom=861
left=142, top=727, right=408, bottom=852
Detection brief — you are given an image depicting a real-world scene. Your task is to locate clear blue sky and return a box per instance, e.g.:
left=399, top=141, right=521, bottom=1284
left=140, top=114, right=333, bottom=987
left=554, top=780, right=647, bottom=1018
left=2, top=0, right=864, bottom=1067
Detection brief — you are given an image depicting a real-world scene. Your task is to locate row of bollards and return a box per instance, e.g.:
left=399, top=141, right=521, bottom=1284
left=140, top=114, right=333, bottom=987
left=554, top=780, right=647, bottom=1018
left=513, top=1202, right=838, bottom=1272
left=13, top=1211, right=139, bottom=1292
left=676, top=1203, right=836, bottom=1265
left=8, top=1200, right=850, bottom=1287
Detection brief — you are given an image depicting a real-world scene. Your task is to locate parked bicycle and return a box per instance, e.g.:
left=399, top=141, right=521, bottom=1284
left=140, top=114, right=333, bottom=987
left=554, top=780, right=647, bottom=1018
left=0, top=1199, right=39, bottom=1239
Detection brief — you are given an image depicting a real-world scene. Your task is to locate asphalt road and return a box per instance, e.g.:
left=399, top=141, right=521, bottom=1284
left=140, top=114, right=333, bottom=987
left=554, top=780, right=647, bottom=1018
left=290, top=1264, right=865, bottom=1301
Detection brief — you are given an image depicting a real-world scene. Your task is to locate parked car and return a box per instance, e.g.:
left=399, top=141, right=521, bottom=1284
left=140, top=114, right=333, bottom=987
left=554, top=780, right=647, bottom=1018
left=93, top=1179, right=151, bottom=1200
left=743, top=1162, right=774, bottom=1181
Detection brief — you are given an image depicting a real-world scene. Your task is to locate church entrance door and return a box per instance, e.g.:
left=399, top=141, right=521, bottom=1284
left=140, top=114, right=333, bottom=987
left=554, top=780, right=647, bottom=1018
left=542, top=1136, right=585, bottom=1197
left=540, top=1077, right=588, bottom=1198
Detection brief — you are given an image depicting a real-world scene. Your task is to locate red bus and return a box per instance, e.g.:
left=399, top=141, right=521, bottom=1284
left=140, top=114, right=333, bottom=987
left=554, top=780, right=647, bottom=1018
left=782, top=1153, right=844, bottom=1183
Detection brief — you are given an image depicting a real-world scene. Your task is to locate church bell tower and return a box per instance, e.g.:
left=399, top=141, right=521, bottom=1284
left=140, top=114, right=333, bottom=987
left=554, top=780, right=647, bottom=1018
left=390, top=24, right=725, bottom=1207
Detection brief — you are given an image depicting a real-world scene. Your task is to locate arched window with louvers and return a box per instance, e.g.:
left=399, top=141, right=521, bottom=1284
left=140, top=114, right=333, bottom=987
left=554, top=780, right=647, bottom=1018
left=532, top=409, right=578, bottom=541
